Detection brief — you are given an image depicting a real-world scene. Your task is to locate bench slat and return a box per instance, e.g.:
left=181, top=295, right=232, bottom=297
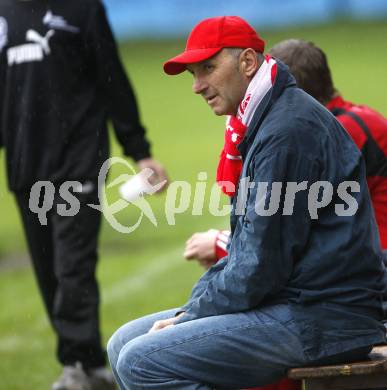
left=304, top=373, right=387, bottom=390
left=288, top=346, right=387, bottom=380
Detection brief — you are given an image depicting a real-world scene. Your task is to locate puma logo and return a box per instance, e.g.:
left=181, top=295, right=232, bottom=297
left=7, top=29, right=55, bottom=66
left=26, top=29, right=55, bottom=54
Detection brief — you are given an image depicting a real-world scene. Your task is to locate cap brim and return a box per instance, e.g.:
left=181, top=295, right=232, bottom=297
left=163, top=47, right=222, bottom=75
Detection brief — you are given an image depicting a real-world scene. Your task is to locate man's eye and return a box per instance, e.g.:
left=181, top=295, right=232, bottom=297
left=204, top=64, right=214, bottom=71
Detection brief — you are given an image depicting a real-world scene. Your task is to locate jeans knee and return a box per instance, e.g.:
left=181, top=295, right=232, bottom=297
left=107, top=331, right=123, bottom=368
left=116, top=343, right=144, bottom=387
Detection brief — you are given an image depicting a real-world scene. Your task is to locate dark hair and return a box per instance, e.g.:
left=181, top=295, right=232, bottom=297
left=269, top=39, right=335, bottom=105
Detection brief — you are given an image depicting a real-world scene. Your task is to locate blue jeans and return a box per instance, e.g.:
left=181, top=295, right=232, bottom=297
left=107, top=304, right=309, bottom=389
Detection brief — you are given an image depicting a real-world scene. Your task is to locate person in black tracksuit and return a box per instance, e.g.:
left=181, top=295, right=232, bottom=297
left=0, top=0, right=167, bottom=387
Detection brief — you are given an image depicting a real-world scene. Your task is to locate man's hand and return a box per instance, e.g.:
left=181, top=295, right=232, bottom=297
left=137, top=158, right=169, bottom=193
left=148, top=312, right=185, bottom=333
left=184, top=229, right=218, bottom=269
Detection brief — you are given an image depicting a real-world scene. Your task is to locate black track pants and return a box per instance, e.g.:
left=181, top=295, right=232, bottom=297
left=15, top=185, right=106, bottom=368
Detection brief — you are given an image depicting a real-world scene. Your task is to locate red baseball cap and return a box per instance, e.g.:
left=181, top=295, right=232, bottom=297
left=163, top=16, right=265, bottom=75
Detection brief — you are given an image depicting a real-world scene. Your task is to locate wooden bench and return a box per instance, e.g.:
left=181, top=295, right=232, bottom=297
left=288, top=346, right=387, bottom=389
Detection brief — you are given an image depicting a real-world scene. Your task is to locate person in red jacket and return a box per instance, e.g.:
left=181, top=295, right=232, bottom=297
left=270, top=39, right=387, bottom=250
left=184, top=39, right=387, bottom=390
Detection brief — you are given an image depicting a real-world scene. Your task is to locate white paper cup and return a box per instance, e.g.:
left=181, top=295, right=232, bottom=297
left=119, top=173, right=151, bottom=202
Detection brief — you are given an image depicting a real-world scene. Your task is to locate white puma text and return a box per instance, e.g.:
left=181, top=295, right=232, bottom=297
left=7, top=29, right=55, bottom=66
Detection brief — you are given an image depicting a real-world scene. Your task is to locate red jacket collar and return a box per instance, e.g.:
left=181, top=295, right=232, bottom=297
left=326, top=95, right=353, bottom=112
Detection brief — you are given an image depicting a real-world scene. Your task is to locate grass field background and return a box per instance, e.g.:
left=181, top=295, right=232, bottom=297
left=0, top=20, right=387, bottom=389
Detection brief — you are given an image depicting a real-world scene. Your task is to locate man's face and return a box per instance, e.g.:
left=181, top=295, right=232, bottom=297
left=187, top=49, right=249, bottom=116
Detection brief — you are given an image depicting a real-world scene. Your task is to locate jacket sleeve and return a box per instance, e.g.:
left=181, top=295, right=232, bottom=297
left=84, top=1, right=151, bottom=160
left=180, top=258, right=229, bottom=310
left=177, top=145, right=318, bottom=324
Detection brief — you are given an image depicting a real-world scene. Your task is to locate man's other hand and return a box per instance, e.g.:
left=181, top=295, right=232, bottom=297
left=184, top=229, right=218, bottom=269
left=148, top=313, right=185, bottom=333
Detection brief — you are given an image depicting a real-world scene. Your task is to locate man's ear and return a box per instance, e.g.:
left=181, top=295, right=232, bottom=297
left=240, top=48, right=261, bottom=78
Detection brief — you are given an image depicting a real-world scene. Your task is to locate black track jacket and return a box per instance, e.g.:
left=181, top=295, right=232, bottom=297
left=0, top=0, right=151, bottom=191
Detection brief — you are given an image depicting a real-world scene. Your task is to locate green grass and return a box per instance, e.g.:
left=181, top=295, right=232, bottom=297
left=0, top=19, right=387, bottom=389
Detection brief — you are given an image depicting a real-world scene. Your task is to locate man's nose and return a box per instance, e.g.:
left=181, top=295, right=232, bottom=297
left=192, top=77, right=207, bottom=94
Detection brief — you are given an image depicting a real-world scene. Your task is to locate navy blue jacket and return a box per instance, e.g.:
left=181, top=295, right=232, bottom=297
left=177, top=61, right=386, bottom=360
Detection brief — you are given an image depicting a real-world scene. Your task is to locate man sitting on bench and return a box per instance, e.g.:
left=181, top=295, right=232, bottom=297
left=184, top=39, right=387, bottom=390
left=107, top=17, right=386, bottom=390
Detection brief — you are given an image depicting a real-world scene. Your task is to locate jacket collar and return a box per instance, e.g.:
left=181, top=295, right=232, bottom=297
left=237, top=60, right=296, bottom=159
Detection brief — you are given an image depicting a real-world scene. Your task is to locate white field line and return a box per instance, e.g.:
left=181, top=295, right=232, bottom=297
left=103, top=247, right=184, bottom=304
left=0, top=246, right=185, bottom=352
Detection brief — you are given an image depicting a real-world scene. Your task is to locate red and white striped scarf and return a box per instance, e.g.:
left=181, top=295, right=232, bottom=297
left=216, top=55, right=277, bottom=196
